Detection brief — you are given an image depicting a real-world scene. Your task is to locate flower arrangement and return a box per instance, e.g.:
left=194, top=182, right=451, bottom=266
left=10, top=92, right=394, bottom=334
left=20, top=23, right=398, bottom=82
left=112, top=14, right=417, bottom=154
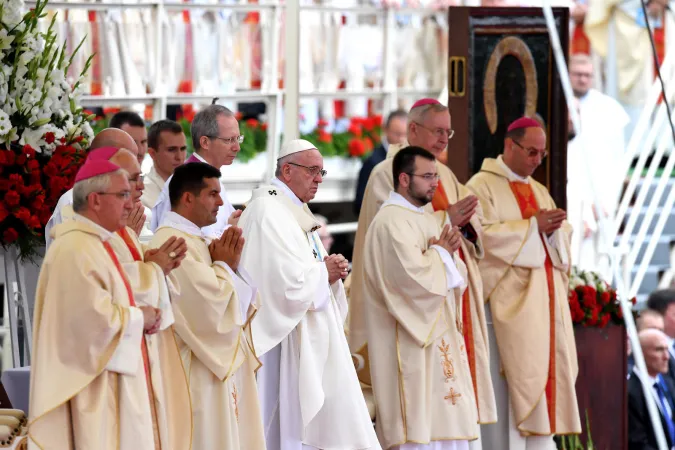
left=0, top=0, right=94, bottom=260
left=568, top=267, right=636, bottom=327
left=300, top=116, right=383, bottom=159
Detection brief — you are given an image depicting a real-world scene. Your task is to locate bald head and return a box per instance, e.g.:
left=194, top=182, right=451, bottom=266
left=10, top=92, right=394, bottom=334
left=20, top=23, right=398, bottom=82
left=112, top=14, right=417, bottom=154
left=90, top=129, right=139, bottom=157
left=639, top=328, right=671, bottom=376
left=637, top=309, right=665, bottom=332
left=110, top=148, right=144, bottom=203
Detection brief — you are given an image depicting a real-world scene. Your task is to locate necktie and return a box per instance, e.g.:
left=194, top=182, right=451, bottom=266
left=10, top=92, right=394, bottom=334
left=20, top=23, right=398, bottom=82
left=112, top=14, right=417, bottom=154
left=654, top=377, right=675, bottom=444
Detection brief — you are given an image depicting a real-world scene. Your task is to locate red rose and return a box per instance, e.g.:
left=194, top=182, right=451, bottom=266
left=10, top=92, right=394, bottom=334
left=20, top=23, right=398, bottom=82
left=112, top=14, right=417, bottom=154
left=43, top=163, right=58, bottom=177
left=317, top=119, right=329, bottom=129
left=0, top=203, right=8, bottom=223
left=598, top=314, right=611, bottom=328
left=27, top=159, right=39, bottom=171
left=13, top=207, right=30, bottom=222
left=22, top=145, right=36, bottom=158
left=348, top=139, right=366, bottom=157
left=0, top=179, right=9, bottom=191
left=4, top=151, right=15, bottom=166
left=2, top=228, right=18, bottom=244
left=31, top=194, right=45, bottom=211
left=38, top=207, right=52, bottom=226
left=600, top=291, right=611, bottom=305
left=631, top=297, right=637, bottom=305
left=15, top=154, right=26, bottom=166
left=245, top=118, right=258, bottom=128
left=43, top=133, right=55, bottom=145
left=5, top=190, right=20, bottom=207
left=373, top=115, right=383, bottom=127
left=318, top=130, right=332, bottom=144
left=363, top=117, right=376, bottom=131
left=0, top=152, right=7, bottom=166
left=25, top=215, right=41, bottom=229
left=348, top=124, right=362, bottom=137
left=350, top=117, right=363, bottom=126
left=364, top=137, right=374, bottom=152
left=235, top=111, right=243, bottom=121
left=260, top=123, right=268, bottom=131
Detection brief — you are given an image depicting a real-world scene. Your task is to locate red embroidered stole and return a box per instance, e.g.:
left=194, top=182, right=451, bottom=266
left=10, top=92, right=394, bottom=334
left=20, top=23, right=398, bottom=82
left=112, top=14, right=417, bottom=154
left=508, top=182, right=557, bottom=433
left=571, top=23, right=591, bottom=55
left=430, top=182, right=479, bottom=413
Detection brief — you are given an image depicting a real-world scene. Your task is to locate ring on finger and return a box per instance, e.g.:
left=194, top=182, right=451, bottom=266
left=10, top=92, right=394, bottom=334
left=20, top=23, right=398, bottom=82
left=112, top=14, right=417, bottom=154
left=169, top=251, right=177, bottom=259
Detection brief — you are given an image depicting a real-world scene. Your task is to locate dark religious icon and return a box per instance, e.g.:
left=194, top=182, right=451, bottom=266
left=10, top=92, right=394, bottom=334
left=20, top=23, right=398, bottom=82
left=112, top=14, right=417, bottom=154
left=268, top=190, right=277, bottom=196
left=313, top=250, right=318, bottom=259
left=482, top=36, right=544, bottom=135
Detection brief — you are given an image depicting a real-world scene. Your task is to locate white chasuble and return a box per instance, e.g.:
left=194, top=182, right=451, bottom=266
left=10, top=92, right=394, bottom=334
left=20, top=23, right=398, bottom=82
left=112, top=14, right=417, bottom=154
left=350, top=142, right=497, bottom=429
left=466, top=158, right=581, bottom=447
left=29, top=218, right=154, bottom=450
left=238, top=179, right=380, bottom=450
left=150, top=212, right=265, bottom=450
left=363, top=192, right=478, bottom=450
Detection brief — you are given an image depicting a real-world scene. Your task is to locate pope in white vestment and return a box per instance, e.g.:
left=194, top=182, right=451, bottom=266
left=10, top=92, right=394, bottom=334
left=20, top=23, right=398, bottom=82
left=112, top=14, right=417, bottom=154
left=238, top=139, right=381, bottom=450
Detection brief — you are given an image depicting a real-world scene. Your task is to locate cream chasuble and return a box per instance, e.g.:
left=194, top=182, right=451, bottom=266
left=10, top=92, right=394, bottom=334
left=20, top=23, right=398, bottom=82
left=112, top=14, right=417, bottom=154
left=142, top=166, right=166, bottom=210
left=364, top=192, right=478, bottom=450
left=238, top=178, right=380, bottom=450
left=466, top=157, right=581, bottom=443
left=107, top=226, right=192, bottom=450
left=150, top=212, right=265, bottom=450
left=29, top=217, right=155, bottom=450
left=350, top=142, right=497, bottom=426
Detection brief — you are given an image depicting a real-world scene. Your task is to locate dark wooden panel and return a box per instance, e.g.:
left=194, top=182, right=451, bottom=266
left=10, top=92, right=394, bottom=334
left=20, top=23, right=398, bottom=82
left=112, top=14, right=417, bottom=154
left=574, top=325, right=628, bottom=450
left=447, top=7, right=569, bottom=209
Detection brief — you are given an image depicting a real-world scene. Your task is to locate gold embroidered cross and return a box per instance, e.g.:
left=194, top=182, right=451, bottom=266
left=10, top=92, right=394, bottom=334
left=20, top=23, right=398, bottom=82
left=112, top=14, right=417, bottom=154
left=445, top=388, right=462, bottom=405
left=232, top=384, right=239, bottom=422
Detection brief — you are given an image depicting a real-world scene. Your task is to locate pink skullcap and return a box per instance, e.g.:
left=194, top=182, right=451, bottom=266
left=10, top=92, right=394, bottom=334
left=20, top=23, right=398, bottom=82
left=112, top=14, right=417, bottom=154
left=507, top=117, right=542, bottom=132
left=74, top=159, right=121, bottom=183
left=86, top=146, right=119, bottom=161
left=410, top=98, right=441, bottom=110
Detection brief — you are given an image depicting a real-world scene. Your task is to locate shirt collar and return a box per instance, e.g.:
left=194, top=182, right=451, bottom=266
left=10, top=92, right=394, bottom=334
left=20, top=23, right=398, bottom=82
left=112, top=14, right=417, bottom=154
left=73, top=213, right=114, bottom=242
left=272, top=177, right=303, bottom=206
left=192, top=152, right=208, bottom=164
left=160, top=211, right=207, bottom=239
left=381, top=191, right=425, bottom=213
left=633, top=365, right=660, bottom=386
left=497, top=155, right=529, bottom=183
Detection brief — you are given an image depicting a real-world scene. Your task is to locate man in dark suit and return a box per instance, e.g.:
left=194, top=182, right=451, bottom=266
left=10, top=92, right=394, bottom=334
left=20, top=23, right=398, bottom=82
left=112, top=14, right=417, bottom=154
left=629, top=328, right=675, bottom=450
left=629, top=309, right=666, bottom=374
left=353, top=110, right=407, bottom=214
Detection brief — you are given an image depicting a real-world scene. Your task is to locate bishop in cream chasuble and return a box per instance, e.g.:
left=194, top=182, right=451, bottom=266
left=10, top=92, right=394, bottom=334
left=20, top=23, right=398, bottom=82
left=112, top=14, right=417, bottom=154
left=466, top=118, right=581, bottom=450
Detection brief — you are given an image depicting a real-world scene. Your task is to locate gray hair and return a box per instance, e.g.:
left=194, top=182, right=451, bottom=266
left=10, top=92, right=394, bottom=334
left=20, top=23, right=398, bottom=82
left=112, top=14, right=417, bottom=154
left=408, top=103, right=448, bottom=125
left=275, top=153, right=299, bottom=177
left=191, top=105, right=235, bottom=151
left=72, top=168, right=127, bottom=213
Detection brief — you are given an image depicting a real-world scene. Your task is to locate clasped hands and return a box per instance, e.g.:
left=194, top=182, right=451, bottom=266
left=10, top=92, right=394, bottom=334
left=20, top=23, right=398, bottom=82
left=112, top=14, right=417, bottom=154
left=209, top=226, right=245, bottom=271
left=325, top=254, right=349, bottom=285
left=535, top=209, right=566, bottom=235
left=144, top=236, right=188, bottom=275
left=429, top=224, right=462, bottom=254
left=446, top=195, right=478, bottom=228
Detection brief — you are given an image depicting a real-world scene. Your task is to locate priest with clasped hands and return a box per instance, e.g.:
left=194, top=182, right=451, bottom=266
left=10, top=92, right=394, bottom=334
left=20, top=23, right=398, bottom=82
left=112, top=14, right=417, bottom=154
left=364, top=146, right=479, bottom=450
left=29, top=159, right=188, bottom=450
left=238, top=139, right=380, bottom=450
left=467, top=117, right=581, bottom=450
left=150, top=162, right=266, bottom=450
left=350, top=98, right=497, bottom=439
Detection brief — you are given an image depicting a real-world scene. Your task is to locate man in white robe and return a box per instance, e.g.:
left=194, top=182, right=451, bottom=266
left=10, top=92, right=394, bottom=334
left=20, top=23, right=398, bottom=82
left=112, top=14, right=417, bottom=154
left=238, top=139, right=381, bottom=450
left=151, top=105, right=242, bottom=239
left=29, top=160, right=165, bottom=449
left=45, top=128, right=140, bottom=248
left=142, top=120, right=187, bottom=209
left=364, top=146, right=478, bottom=450
left=150, top=162, right=266, bottom=449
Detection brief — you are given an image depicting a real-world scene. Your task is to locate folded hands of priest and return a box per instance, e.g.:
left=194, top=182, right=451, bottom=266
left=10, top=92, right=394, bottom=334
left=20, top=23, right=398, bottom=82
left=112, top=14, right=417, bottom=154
left=144, top=236, right=188, bottom=275
left=325, top=254, right=349, bottom=284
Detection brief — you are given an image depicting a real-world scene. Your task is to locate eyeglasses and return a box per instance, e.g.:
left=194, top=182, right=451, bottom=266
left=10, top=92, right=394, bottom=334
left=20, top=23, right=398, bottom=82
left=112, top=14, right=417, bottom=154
left=209, top=135, right=245, bottom=145
left=413, top=121, right=455, bottom=140
left=97, top=191, right=131, bottom=200
left=512, top=140, right=548, bottom=159
left=128, top=174, right=144, bottom=184
left=407, top=172, right=440, bottom=181
left=287, top=162, right=327, bottom=178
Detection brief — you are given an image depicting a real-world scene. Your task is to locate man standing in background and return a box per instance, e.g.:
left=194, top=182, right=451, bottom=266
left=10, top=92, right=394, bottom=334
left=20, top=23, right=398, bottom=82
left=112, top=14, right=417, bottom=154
left=110, top=111, right=149, bottom=164
left=353, top=110, right=408, bottom=214
left=142, top=120, right=188, bottom=209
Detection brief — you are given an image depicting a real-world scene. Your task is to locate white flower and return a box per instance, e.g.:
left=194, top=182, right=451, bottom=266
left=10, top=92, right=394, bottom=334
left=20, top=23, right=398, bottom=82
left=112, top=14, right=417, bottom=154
left=0, top=29, right=14, bottom=52
left=1, top=0, right=23, bottom=27
left=0, top=110, right=10, bottom=136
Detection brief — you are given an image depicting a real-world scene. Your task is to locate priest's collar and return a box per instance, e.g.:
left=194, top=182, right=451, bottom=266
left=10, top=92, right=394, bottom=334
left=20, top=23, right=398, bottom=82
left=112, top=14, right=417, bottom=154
left=271, top=177, right=303, bottom=206
left=73, top=213, right=114, bottom=242
left=381, top=191, right=425, bottom=213
left=191, top=152, right=208, bottom=164
left=160, top=211, right=206, bottom=239
left=496, top=155, right=529, bottom=183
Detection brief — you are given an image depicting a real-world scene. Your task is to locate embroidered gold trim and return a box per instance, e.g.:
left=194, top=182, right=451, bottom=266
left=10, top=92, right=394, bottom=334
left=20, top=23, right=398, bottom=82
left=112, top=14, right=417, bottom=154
left=232, top=384, right=239, bottom=422
left=438, top=339, right=456, bottom=382
left=445, top=388, right=462, bottom=405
